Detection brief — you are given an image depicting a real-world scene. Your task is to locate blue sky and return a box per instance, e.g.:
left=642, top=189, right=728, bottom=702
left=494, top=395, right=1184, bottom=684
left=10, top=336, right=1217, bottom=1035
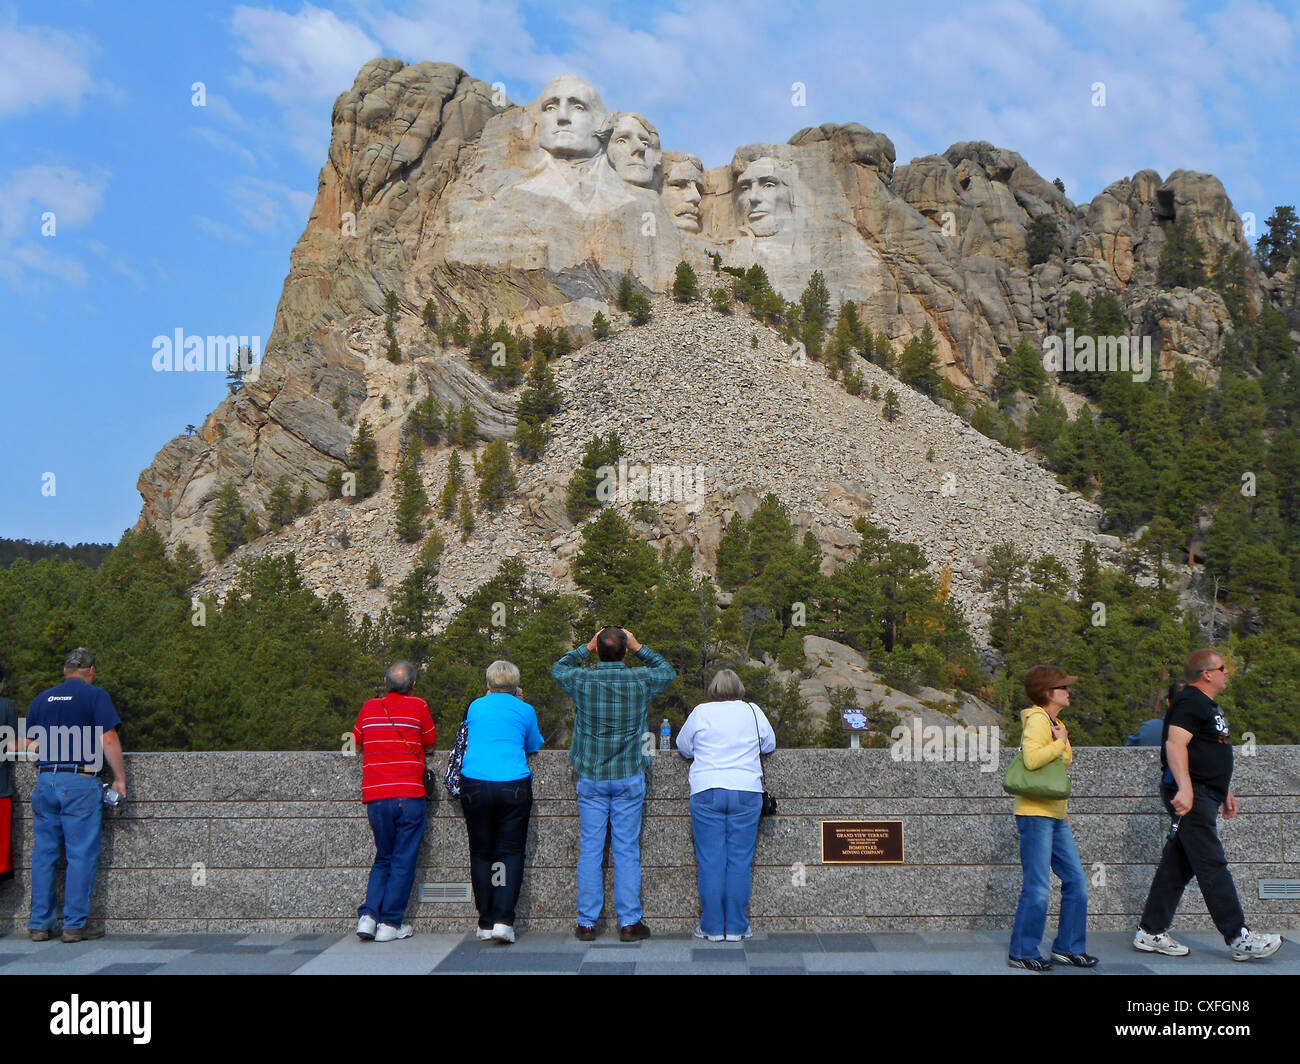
left=2, top=0, right=1297, bottom=545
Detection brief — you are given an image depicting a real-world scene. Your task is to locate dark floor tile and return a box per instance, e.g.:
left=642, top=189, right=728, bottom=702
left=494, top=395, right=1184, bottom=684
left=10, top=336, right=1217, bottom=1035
left=148, top=935, right=241, bottom=950
left=749, top=965, right=807, bottom=975
left=897, top=970, right=951, bottom=975
left=435, top=952, right=584, bottom=974
left=580, top=962, right=637, bottom=975
left=745, top=935, right=823, bottom=953
left=95, top=963, right=166, bottom=975
left=193, top=944, right=277, bottom=955
left=818, top=934, right=878, bottom=952
left=0, top=954, right=24, bottom=967
left=692, top=948, right=745, bottom=963
left=861, top=933, right=927, bottom=951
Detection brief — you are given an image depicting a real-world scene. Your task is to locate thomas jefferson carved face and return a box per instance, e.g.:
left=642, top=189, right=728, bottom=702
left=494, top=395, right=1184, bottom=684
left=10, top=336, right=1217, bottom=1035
left=736, top=157, right=795, bottom=238
left=664, top=157, right=704, bottom=232
left=607, top=113, right=661, bottom=188
left=534, top=75, right=608, bottom=159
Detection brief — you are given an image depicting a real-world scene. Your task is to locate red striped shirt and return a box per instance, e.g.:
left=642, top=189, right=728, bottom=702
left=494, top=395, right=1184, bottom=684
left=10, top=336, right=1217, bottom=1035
left=352, top=693, right=437, bottom=802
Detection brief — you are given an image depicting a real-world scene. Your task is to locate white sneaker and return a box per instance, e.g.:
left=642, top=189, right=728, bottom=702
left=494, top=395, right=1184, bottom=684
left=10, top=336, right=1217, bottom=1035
left=356, top=914, right=377, bottom=940
left=693, top=925, right=724, bottom=942
left=374, top=923, right=413, bottom=942
left=1229, top=928, right=1282, bottom=962
left=475, top=927, right=495, bottom=941
left=724, top=929, right=753, bottom=942
left=490, top=923, right=515, bottom=944
left=1132, top=928, right=1189, bottom=956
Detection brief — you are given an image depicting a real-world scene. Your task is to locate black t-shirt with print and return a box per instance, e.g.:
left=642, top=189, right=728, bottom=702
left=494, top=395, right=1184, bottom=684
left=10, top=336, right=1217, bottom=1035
left=1161, top=686, right=1233, bottom=801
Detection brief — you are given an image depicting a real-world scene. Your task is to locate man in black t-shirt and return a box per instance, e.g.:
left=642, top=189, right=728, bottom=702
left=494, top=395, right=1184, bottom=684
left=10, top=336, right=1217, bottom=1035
left=1133, top=648, right=1281, bottom=961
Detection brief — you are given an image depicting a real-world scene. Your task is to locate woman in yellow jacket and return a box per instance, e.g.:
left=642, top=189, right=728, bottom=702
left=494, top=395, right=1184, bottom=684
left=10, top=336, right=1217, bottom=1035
left=1008, top=665, right=1097, bottom=971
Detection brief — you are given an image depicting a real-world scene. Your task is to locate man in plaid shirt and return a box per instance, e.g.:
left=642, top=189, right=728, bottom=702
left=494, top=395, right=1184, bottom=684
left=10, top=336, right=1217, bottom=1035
left=553, top=626, right=676, bottom=941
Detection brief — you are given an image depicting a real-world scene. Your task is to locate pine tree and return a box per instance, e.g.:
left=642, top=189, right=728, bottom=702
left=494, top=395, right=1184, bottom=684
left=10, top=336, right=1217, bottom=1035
left=452, top=310, right=471, bottom=346
left=268, top=477, right=296, bottom=530
left=616, top=272, right=634, bottom=311
left=295, top=485, right=312, bottom=516
left=1026, top=213, right=1060, bottom=266
left=1158, top=217, right=1207, bottom=289
left=347, top=419, right=381, bottom=499
left=459, top=489, right=476, bottom=541
left=209, top=480, right=247, bottom=560
left=672, top=261, right=699, bottom=301
left=367, top=562, right=383, bottom=589
left=384, top=290, right=400, bottom=318
left=514, top=417, right=548, bottom=462
left=394, top=454, right=430, bottom=543
left=457, top=405, right=478, bottom=445
left=421, top=298, right=437, bottom=329
left=532, top=325, right=554, bottom=361
left=475, top=439, right=518, bottom=510
left=554, top=327, right=572, bottom=358
left=898, top=323, right=940, bottom=396
left=710, top=287, right=733, bottom=314
left=440, top=452, right=463, bottom=518
left=882, top=389, right=902, bottom=422
left=592, top=311, right=610, bottom=338
left=628, top=291, right=652, bottom=324
left=326, top=468, right=344, bottom=500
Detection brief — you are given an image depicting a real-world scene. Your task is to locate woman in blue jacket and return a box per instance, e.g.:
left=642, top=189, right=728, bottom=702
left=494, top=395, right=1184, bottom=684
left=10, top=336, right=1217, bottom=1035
left=460, top=660, right=544, bottom=944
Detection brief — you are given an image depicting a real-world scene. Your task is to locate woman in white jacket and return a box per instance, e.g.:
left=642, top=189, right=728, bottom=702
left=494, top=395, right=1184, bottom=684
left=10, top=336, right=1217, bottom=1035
left=676, top=669, right=776, bottom=941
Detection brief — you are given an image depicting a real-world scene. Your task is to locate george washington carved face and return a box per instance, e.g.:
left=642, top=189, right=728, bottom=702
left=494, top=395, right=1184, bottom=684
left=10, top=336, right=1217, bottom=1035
left=735, top=157, right=795, bottom=238
left=533, top=75, right=609, bottom=160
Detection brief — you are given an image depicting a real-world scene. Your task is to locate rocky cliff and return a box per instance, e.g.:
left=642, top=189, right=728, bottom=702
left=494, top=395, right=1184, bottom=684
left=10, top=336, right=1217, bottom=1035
left=138, top=58, right=1262, bottom=635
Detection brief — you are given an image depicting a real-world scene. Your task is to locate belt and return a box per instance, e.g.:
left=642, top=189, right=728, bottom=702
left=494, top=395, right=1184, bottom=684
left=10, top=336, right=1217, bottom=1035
left=38, top=765, right=98, bottom=776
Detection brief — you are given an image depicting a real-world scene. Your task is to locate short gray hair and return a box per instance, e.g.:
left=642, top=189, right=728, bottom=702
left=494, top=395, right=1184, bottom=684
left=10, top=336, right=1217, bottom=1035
left=385, top=660, right=417, bottom=694
left=486, top=659, right=521, bottom=692
left=707, top=669, right=745, bottom=701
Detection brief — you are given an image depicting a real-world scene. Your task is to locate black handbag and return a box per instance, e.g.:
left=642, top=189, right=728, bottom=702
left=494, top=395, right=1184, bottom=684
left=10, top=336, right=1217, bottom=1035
left=444, top=719, right=468, bottom=798
left=747, top=702, right=777, bottom=817
left=380, top=699, right=436, bottom=798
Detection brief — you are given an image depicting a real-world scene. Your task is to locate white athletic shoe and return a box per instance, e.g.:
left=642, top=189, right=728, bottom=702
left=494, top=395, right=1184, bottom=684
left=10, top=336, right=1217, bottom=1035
left=475, top=927, right=495, bottom=940
left=1132, top=928, right=1190, bottom=956
left=724, top=929, right=754, bottom=942
left=693, top=925, right=724, bottom=942
left=356, top=914, right=377, bottom=941
left=1229, top=928, right=1282, bottom=962
left=374, top=923, right=413, bottom=942
left=490, top=923, right=516, bottom=944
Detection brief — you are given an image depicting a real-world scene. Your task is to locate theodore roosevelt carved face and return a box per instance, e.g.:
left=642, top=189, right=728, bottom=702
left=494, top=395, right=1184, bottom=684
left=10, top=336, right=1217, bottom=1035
left=664, top=155, right=704, bottom=232
left=533, top=75, right=609, bottom=160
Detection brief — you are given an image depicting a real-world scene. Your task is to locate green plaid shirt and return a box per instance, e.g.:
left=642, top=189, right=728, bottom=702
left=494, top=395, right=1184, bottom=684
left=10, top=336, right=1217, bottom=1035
left=552, top=645, right=677, bottom=780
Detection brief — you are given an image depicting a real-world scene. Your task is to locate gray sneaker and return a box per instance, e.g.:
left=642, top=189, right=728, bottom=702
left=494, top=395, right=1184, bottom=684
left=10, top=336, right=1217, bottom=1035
left=1228, top=928, right=1281, bottom=962
left=1132, top=928, right=1190, bottom=956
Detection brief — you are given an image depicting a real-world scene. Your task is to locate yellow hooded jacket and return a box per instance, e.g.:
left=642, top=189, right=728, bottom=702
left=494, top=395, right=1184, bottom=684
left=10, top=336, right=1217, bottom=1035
left=1013, top=706, right=1073, bottom=819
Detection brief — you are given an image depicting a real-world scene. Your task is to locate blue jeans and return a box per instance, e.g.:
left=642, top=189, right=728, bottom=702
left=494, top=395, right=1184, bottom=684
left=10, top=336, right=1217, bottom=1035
left=29, top=773, right=103, bottom=931
left=1009, top=814, right=1089, bottom=960
left=689, top=788, right=762, bottom=937
left=360, top=796, right=428, bottom=927
left=576, top=771, right=645, bottom=926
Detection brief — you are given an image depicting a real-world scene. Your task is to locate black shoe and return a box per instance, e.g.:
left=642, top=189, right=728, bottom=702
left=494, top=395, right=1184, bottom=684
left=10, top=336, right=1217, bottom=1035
left=619, top=921, right=651, bottom=942
left=575, top=924, right=597, bottom=942
left=1008, top=955, right=1053, bottom=971
left=1051, top=951, right=1099, bottom=968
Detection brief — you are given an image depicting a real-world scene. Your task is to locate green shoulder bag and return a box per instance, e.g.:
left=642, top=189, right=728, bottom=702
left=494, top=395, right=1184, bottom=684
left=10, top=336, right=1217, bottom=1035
left=1002, top=712, right=1071, bottom=800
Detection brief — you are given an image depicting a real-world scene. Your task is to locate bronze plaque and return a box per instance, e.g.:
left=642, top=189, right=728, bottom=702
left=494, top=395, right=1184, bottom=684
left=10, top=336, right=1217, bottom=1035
left=821, top=820, right=904, bottom=864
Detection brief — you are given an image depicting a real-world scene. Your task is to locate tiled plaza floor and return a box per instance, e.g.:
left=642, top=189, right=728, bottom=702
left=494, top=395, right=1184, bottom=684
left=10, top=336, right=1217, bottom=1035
left=0, top=929, right=1296, bottom=975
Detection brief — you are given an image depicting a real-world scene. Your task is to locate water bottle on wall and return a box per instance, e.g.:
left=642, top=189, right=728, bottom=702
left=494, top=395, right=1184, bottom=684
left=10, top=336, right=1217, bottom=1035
left=659, top=719, right=671, bottom=751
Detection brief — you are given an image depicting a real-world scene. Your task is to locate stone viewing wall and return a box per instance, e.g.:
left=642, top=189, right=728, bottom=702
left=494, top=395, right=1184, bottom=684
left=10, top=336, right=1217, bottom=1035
left=2, top=748, right=1298, bottom=934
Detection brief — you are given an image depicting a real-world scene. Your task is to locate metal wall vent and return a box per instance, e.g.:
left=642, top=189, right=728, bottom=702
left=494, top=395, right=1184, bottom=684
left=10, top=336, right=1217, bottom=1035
left=419, top=883, right=473, bottom=904
left=1257, top=880, right=1300, bottom=900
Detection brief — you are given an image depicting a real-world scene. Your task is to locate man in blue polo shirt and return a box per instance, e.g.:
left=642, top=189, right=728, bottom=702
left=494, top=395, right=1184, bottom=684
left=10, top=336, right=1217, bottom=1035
left=25, top=648, right=126, bottom=943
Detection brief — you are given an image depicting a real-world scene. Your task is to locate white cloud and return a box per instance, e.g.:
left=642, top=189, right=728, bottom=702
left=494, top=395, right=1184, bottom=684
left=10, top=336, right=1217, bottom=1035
left=0, top=14, right=95, bottom=116
left=0, top=164, right=106, bottom=241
